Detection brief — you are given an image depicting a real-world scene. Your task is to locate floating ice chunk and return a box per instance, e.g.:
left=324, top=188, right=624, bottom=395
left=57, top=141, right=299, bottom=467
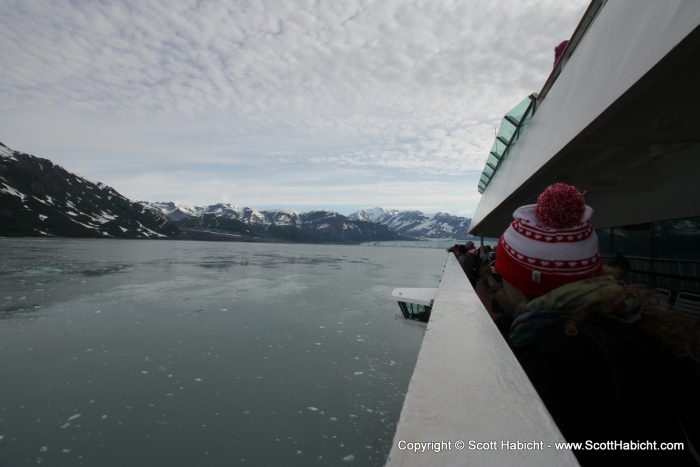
left=101, top=415, right=108, bottom=420
left=314, top=342, right=322, bottom=346
left=296, top=450, right=302, bottom=455
left=353, top=371, right=364, bottom=376
left=0, top=435, right=4, bottom=441
left=67, top=414, right=81, bottom=421
left=330, top=417, right=338, bottom=421
left=342, top=454, right=355, bottom=462
left=62, top=448, right=71, bottom=453
left=141, top=370, right=149, bottom=375
left=59, top=423, right=70, bottom=429
left=307, top=407, right=319, bottom=412
left=40, top=446, right=48, bottom=452
left=194, top=378, right=202, bottom=382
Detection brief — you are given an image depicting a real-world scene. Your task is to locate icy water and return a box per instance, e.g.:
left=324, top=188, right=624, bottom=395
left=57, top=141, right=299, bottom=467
left=0, top=238, right=445, bottom=467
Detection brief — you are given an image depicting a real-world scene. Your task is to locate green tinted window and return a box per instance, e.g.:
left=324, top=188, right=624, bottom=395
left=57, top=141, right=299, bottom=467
left=478, top=94, right=537, bottom=194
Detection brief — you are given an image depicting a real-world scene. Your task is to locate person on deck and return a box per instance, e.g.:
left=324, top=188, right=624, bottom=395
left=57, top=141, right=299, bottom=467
left=479, top=183, right=700, bottom=467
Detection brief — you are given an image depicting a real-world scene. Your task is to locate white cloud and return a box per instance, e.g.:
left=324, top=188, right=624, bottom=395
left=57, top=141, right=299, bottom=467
left=0, top=0, right=588, bottom=215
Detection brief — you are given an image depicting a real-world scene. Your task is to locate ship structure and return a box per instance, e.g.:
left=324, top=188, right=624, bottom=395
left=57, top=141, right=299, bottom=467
left=386, top=1, right=700, bottom=466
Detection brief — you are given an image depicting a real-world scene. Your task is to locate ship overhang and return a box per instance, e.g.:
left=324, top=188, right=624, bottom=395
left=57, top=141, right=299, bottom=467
left=470, top=1, right=700, bottom=237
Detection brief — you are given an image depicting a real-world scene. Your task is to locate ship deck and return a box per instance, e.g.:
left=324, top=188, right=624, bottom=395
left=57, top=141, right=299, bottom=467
left=386, top=255, right=578, bottom=466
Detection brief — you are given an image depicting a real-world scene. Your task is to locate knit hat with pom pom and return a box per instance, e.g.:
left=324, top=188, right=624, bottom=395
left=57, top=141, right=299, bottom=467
left=494, top=183, right=602, bottom=297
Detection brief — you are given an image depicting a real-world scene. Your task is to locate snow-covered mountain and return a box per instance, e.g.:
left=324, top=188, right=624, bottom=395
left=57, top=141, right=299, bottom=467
left=0, top=140, right=462, bottom=243
left=148, top=201, right=201, bottom=221
left=0, top=142, right=178, bottom=239
left=148, top=202, right=305, bottom=226
left=350, top=207, right=472, bottom=239
left=146, top=201, right=402, bottom=243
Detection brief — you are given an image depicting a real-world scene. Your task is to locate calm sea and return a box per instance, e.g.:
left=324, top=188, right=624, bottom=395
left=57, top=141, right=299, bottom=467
left=0, top=238, right=445, bottom=466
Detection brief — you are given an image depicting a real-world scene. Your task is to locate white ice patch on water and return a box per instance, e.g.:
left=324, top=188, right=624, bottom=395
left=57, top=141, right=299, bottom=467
left=342, top=454, right=355, bottom=462
left=59, top=423, right=70, bottom=429
left=67, top=413, right=81, bottom=421
left=353, top=371, right=364, bottom=375
left=307, top=407, right=319, bottom=412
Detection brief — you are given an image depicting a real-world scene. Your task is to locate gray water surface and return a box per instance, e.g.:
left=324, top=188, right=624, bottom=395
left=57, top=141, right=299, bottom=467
left=0, top=238, right=445, bottom=466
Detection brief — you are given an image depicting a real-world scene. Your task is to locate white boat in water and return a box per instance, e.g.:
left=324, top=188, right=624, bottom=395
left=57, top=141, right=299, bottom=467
left=387, top=1, right=700, bottom=466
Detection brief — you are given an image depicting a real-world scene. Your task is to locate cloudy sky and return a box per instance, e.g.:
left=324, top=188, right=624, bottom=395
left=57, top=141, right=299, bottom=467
left=0, top=0, right=587, bottom=216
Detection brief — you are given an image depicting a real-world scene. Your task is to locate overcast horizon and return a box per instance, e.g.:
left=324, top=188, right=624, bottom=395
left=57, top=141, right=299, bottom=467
left=1, top=0, right=587, bottom=217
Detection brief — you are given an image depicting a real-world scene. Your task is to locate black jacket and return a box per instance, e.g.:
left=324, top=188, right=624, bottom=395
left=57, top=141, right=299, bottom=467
left=512, top=316, right=700, bottom=467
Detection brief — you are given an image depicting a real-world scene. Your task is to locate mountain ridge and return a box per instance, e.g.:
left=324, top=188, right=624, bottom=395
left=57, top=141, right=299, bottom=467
left=0, top=142, right=178, bottom=239
left=0, top=143, right=404, bottom=243
left=148, top=202, right=474, bottom=240
left=349, top=207, right=473, bottom=239
left=1, top=142, right=472, bottom=242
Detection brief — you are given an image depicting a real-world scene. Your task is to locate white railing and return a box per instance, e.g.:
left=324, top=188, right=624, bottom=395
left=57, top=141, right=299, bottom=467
left=385, top=254, right=578, bottom=467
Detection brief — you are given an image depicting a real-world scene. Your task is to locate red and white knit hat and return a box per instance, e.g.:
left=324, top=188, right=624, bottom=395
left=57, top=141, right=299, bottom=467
left=495, top=183, right=602, bottom=297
